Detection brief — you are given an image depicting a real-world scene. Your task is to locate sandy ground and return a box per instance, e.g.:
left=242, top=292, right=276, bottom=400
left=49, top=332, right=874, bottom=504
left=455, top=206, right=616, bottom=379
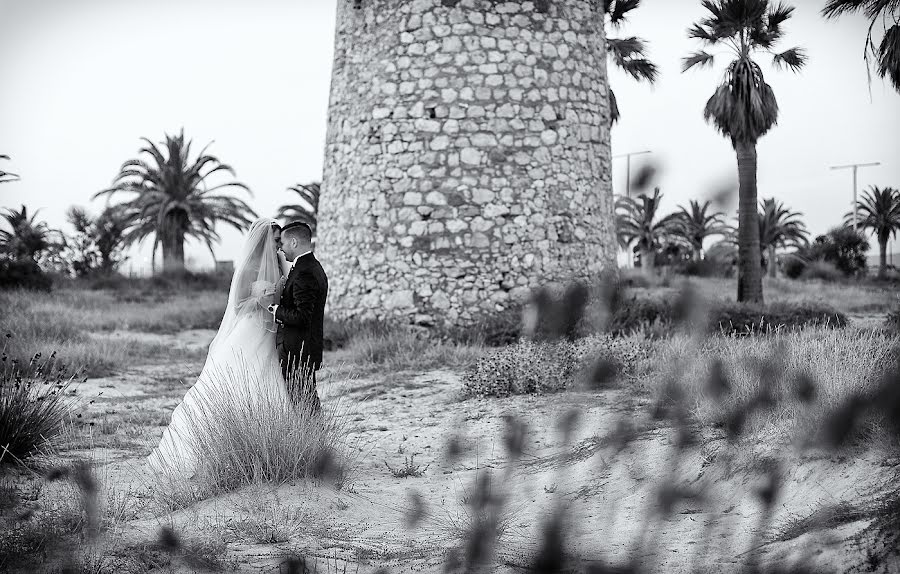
left=54, top=328, right=900, bottom=573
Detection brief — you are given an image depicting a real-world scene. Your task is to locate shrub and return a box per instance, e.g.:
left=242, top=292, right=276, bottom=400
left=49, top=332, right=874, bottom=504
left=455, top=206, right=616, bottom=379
left=0, top=257, right=52, bottom=291
left=462, top=340, right=579, bottom=398
left=799, top=260, right=843, bottom=282
left=808, top=227, right=869, bottom=278
left=605, top=296, right=847, bottom=337
left=782, top=251, right=808, bottom=279
left=712, top=301, right=848, bottom=335
left=461, top=335, right=652, bottom=398
left=69, top=269, right=232, bottom=293
left=607, top=296, right=674, bottom=336
left=574, top=334, right=654, bottom=381
left=618, top=268, right=654, bottom=288
left=0, top=343, right=79, bottom=464
left=673, top=257, right=731, bottom=278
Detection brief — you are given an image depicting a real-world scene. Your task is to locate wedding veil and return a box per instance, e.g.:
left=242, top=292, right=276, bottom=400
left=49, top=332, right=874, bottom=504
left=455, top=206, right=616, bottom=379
left=207, top=217, right=282, bottom=356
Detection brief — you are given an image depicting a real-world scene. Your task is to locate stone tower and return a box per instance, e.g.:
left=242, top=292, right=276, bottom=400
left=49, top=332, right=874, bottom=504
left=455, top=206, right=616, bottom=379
left=317, top=0, right=616, bottom=326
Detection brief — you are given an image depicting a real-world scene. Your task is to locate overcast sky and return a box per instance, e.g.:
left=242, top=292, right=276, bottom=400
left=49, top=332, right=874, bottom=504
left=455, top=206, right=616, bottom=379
left=1, top=0, right=898, bottom=272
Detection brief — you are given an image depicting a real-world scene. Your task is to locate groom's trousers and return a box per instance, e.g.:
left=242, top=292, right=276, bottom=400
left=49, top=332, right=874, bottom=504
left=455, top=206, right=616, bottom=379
left=277, top=344, right=322, bottom=414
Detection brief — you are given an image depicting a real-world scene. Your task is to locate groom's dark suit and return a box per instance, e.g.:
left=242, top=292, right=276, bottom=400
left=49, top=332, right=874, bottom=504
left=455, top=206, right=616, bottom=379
left=275, top=252, right=328, bottom=412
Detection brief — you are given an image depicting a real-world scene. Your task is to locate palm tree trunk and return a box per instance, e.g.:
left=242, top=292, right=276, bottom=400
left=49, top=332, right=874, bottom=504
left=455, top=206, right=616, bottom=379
left=641, top=247, right=655, bottom=275
left=879, top=236, right=888, bottom=278
left=735, top=141, right=763, bottom=303
left=161, top=211, right=187, bottom=272
left=767, top=244, right=777, bottom=278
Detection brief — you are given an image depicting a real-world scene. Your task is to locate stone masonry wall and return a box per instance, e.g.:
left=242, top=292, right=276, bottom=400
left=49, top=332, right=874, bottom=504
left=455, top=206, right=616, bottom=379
left=317, top=0, right=616, bottom=326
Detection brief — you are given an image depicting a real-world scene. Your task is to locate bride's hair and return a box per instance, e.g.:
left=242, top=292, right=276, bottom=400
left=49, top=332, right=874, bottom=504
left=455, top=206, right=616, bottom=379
left=208, top=218, right=282, bottom=353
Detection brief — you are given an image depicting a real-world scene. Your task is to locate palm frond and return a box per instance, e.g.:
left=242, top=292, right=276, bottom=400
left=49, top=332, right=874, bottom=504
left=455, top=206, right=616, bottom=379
left=688, top=23, right=719, bottom=44
left=0, top=154, right=19, bottom=183
left=97, top=131, right=255, bottom=269
left=607, top=0, right=642, bottom=26
left=609, top=88, right=620, bottom=125
left=877, top=24, right=900, bottom=91
left=848, top=185, right=900, bottom=241
left=772, top=47, right=808, bottom=72
left=277, top=182, right=321, bottom=233
left=617, top=58, right=660, bottom=82
left=703, top=58, right=779, bottom=142
left=758, top=197, right=809, bottom=250
left=682, top=51, right=716, bottom=72
left=821, top=0, right=868, bottom=18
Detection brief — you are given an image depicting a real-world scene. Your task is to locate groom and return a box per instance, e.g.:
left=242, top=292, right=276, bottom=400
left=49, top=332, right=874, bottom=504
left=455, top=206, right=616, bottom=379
left=270, top=221, right=328, bottom=413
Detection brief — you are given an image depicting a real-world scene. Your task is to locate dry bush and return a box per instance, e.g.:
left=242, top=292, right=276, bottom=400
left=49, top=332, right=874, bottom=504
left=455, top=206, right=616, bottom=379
left=461, top=335, right=651, bottom=399
left=461, top=340, right=579, bottom=398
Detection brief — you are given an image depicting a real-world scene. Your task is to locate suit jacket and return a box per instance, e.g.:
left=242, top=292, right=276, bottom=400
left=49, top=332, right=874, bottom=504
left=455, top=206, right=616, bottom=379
left=275, top=252, right=328, bottom=369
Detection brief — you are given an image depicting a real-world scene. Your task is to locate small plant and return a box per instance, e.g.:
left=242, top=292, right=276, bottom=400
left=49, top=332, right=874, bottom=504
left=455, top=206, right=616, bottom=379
left=0, top=337, right=80, bottom=465
left=384, top=454, right=429, bottom=478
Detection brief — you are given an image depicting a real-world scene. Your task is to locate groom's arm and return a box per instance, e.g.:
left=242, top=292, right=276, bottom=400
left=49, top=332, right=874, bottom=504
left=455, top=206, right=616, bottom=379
left=275, top=272, right=318, bottom=328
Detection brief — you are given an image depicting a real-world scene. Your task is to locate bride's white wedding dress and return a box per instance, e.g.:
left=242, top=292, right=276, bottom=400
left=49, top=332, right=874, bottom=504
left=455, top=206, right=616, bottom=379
left=147, top=218, right=289, bottom=477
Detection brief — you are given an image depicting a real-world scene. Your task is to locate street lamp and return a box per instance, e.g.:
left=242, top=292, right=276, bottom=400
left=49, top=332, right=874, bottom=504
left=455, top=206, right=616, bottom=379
left=613, top=150, right=652, bottom=198
left=829, top=161, right=880, bottom=230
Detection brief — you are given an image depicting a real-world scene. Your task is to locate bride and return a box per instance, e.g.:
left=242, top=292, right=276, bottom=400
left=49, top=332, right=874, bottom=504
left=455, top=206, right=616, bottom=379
left=147, top=217, right=292, bottom=477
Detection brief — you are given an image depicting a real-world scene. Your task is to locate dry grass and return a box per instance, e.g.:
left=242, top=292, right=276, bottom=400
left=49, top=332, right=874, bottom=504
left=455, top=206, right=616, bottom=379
left=0, top=289, right=219, bottom=376
left=651, top=328, right=900, bottom=443
left=149, top=358, right=358, bottom=507
left=331, top=326, right=484, bottom=373
left=0, top=288, right=225, bottom=334
left=631, top=276, right=898, bottom=315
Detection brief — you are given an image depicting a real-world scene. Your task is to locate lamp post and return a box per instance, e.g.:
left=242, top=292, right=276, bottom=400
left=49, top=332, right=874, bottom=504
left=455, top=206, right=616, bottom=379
left=614, top=150, right=652, bottom=198
left=829, top=161, right=880, bottom=230
left=613, top=150, right=652, bottom=267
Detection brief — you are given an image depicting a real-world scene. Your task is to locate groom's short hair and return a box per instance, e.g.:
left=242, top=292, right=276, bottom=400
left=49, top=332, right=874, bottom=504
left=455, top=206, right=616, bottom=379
left=282, top=221, right=312, bottom=243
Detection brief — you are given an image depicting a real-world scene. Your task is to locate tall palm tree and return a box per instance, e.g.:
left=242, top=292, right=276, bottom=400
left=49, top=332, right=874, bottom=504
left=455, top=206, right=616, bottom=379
left=672, top=200, right=730, bottom=261
left=845, top=185, right=900, bottom=277
left=277, top=182, right=321, bottom=235
left=616, top=187, right=681, bottom=274
left=683, top=0, right=806, bottom=303
left=604, top=0, right=660, bottom=124
left=0, top=154, right=19, bottom=184
left=95, top=130, right=256, bottom=272
left=822, top=1, right=900, bottom=93
left=0, top=205, right=51, bottom=261
left=758, top=198, right=809, bottom=278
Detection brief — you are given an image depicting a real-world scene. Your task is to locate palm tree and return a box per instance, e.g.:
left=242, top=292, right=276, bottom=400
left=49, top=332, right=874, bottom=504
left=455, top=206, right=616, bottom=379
left=95, top=130, right=256, bottom=272
left=0, top=154, right=19, bottom=184
left=671, top=200, right=730, bottom=261
left=277, top=182, right=321, bottom=235
left=758, top=198, right=809, bottom=278
left=616, top=187, right=681, bottom=274
left=845, top=186, right=900, bottom=277
left=683, top=0, right=806, bottom=303
left=604, top=0, right=660, bottom=124
left=822, top=1, right=900, bottom=93
left=0, top=205, right=51, bottom=262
